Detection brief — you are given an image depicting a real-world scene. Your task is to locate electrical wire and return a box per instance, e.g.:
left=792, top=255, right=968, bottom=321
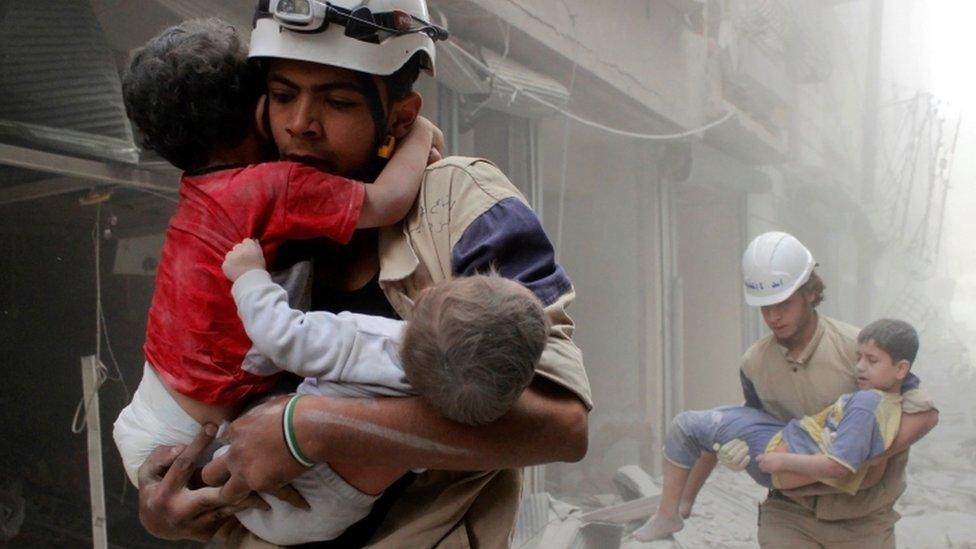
left=444, top=41, right=738, bottom=140
left=72, top=203, right=107, bottom=434
left=129, top=186, right=179, bottom=205
left=71, top=203, right=131, bottom=434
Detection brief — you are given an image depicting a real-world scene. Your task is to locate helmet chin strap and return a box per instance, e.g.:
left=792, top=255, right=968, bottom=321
left=356, top=72, right=393, bottom=180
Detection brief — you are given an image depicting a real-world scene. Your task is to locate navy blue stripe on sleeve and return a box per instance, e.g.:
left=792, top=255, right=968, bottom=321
left=741, top=370, right=764, bottom=411
left=451, top=197, right=572, bottom=306
left=901, top=372, right=921, bottom=393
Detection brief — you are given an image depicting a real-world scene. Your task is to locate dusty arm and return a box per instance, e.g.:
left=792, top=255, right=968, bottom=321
left=202, top=377, right=587, bottom=499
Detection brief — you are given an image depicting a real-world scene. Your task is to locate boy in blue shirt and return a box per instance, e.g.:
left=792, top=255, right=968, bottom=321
left=636, top=318, right=920, bottom=541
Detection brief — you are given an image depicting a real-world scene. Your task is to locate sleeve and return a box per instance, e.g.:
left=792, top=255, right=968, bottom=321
left=263, top=162, right=366, bottom=245
left=451, top=197, right=591, bottom=409
left=899, top=372, right=937, bottom=413
left=825, top=391, right=887, bottom=472
left=231, top=269, right=409, bottom=390
left=740, top=370, right=764, bottom=411
left=452, top=197, right=572, bottom=306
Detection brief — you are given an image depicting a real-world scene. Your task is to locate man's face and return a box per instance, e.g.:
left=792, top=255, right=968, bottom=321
left=855, top=339, right=904, bottom=391
left=760, top=290, right=815, bottom=342
left=265, top=59, right=381, bottom=179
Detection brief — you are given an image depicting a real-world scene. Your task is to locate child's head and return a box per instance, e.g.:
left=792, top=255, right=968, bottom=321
left=856, top=319, right=918, bottom=392
left=122, top=18, right=262, bottom=171
left=400, top=274, right=549, bottom=426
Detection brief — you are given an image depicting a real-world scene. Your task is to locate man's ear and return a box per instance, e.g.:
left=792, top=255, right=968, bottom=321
left=895, top=360, right=911, bottom=380
left=803, top=289, right=817, bottom=306
left=388, top=92, right=423, bottom=139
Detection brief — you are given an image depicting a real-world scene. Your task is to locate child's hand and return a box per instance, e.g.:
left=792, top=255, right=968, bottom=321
left=222, top=238, right=265, bottom=282
left=428, top=146, right=443, bottom=165
left=756, top=452, right=785, bottom=474
left=406, top=116, right=445, bottom=163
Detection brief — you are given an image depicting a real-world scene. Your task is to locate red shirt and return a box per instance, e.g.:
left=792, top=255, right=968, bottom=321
left=144, top=162, right=365, bottom=405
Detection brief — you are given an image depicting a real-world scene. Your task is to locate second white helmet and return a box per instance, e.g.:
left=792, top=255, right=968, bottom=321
left=249, top=0, right=446, bottom=76
left=741, top=231, right=816, bottom=307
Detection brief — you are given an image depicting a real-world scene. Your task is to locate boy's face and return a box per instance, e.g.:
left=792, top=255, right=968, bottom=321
left=855, top=339, right=908, bottom=392
left=265, top=59, right=382, bottom=179
left=760, top=289, right=816, bottom=343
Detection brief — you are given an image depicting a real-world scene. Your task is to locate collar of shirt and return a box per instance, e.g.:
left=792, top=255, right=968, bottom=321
left=378, top=224, right=419, bottom=285
left=776, top=315, right=826, bottom=366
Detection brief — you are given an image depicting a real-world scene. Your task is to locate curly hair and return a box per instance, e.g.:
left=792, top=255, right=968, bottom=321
left=400, top=274, right=549, bottom=426
left=122, top=19, right=261, bottom=171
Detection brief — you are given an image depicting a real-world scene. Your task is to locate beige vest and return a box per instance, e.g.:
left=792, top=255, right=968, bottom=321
left=366, top=157, right=590, bottom=547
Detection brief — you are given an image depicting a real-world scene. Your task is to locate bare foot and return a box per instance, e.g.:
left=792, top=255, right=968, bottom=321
left=678, top=498, right=694, bottom=519
left=633, top=513, right=684, bottom=542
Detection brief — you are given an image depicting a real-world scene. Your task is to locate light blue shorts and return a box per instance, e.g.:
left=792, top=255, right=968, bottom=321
left=664, top=406, right=786, bottom=488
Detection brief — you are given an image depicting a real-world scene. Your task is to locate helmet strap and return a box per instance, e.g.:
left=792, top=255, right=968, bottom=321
left=355, top=72, right=394, bottom=175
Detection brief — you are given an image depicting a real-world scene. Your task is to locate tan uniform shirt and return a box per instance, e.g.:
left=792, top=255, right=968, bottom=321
left=740, top=315, right=934, bottom=521
left=363, top=157, right=590, bottom=547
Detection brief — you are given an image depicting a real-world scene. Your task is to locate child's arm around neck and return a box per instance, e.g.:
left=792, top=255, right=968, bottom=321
left=356, top=116, right=442, bottom=228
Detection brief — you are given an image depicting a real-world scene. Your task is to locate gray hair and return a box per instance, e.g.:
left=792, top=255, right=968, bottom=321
left=401, top=274, right=548, bottom=425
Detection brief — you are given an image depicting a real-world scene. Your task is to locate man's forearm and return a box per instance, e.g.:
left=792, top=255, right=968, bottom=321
left=294, top=378, right=588, bottom=470
left=771, top=470, right=818, bottom=490
left=777, top=454, right=848, bottom=479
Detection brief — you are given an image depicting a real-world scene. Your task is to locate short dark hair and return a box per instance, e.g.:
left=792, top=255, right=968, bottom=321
left=858, top=319, right=919, bottom=364
left=122, top=19, right=261, bottom=171
left=400, top=274, right=548, bottom=425
left=384, top=53, right=423, bottom=102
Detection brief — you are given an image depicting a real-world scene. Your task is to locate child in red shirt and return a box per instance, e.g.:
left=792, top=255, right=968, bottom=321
left=113, top=18, right=440, bottom=484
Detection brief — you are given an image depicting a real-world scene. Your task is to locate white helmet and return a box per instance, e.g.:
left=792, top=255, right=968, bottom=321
left=741, top=231, right=816, bottom=307
left=249, top=0, right=446, bottom=76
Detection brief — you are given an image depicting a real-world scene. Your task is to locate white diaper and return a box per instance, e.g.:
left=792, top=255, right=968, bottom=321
left=112, top=363, right=209, bottom=486
left=113, top=365, right=380, bottom=545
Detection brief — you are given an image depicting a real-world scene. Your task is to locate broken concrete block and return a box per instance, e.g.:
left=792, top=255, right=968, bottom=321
left=613, top=465, right=661, bottom=501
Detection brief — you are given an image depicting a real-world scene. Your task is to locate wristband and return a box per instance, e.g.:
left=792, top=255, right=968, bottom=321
left=283, top=394, right=315, bottom=468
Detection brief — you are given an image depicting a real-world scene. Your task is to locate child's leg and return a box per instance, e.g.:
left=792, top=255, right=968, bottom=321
left=633, top=460, right=691, bottom=541
left=679, top=452, right=717, bottom=518
left=633, top=410, right=722, bottom=541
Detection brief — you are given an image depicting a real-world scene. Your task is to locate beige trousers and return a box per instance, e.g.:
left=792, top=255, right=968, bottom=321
left=758, top=496, right=898, bottom=549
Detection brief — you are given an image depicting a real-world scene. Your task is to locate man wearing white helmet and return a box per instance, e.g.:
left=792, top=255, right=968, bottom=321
left=138, top=1, right=590, bottom=546
left=714, top=231, right=938, bottom=547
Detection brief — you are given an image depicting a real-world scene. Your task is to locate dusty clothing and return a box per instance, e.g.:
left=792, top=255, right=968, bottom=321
left=665, top=390, right=901, bottom=494
left=363, top=157, right=590, bottom=547
left=144, top=163, right=364, bottom=405
left=758, top=494, right=897, bottom=549
left=234, top=157, right=586, bottom=548
left=739, top=314, right=935, bottom=542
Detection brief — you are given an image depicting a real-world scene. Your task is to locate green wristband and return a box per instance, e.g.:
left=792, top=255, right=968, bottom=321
left=283, top=394, right=315, bottom=468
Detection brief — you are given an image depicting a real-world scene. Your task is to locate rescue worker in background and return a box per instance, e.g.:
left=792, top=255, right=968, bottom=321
left=709, top=231, right=939, bottom=548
